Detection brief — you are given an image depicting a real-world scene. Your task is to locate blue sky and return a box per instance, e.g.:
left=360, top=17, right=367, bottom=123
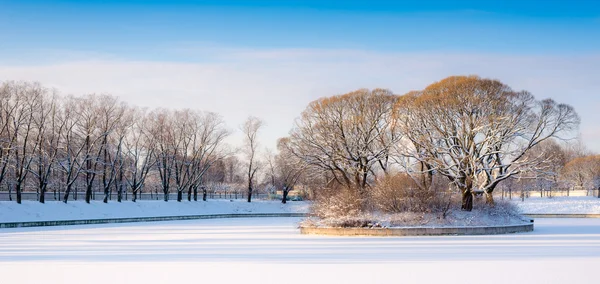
left=2, top=0, right=600, bottom=56
left=0, top=0, right=599, bottom=151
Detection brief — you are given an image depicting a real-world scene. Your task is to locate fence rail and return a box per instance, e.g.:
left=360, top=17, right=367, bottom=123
left=2, top=188, right=598, bottom=202
left=0, top=191, right=272, bottom=202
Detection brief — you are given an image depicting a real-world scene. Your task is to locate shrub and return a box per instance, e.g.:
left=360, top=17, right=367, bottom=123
left=369, top=174, right=451, bottom=214
left=311, top=186, right=363, bottom=219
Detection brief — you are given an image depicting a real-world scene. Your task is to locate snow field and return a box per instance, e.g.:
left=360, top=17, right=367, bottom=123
left=1, top=217, right=599, bottom=283
left=512, top=196, right=600, bottom=214
left=0, top=199, right=310, bottom=223
left=0, top=261, right=595, bottom=284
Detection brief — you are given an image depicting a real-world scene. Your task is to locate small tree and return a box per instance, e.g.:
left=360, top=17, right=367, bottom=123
left=274, top=137, right=306, bottom=204
left=241, top=116, right=263, bottom=202
left=149, top=109, right=177, bottom=202
left=562, top=155, right=600, bottom=197
left=123, top=108, right=156, bottom=202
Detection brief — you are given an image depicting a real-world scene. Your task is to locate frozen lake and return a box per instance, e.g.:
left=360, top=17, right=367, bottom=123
left=1, top=217, right=599, bottom=283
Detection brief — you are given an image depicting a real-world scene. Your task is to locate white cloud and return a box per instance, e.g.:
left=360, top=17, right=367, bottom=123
left=0, top=48, right=599, bottom=152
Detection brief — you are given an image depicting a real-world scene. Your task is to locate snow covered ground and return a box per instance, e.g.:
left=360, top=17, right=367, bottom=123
left=2, top=195, right=599, bottom=225
left=0, top=217, right=599, bottom=284
left=0, top=200, right=309, bottom=223
left=511, top=196, right=600, bottom=214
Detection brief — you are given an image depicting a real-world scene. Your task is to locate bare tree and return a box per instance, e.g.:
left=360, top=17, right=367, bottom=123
left=223, top=156, right=243, bottom=184
left=0, top=82, right=25, bottom=200
left=288, top=89, right=400, bottom=198
left=274, top=137, right=306, bottom=203
left=124, top=108, right=156, bottom=202
left=74, top=95, right=111, bottom=204
left=171, top=110, right=194, bottom=202
left=150, top=109, right=177, bottom=202
left=190, top=112, right=229, bottom=201
left=98, top=98, right=128, bottom=203
left=57, top=96, right=89, bottom=203
left=396, top=76, right=579, bottom=210
left=170, top=110, right=230, bottom=202
left=4, top=82, right=45, bottom=203
left=241, top=116, right=263, bottom=202
left=516, top=140, right=570, bottom=197
left=29, top=90, right=63, bottom=203
left=562, top=155, right=600, bottom=197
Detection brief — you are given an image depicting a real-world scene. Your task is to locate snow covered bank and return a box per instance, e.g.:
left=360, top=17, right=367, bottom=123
left=3, top=196, right=599, bottom=225
left=0, top=200, right=309, bottom=223
left=302, top=208, right=530, bottom=229
left=511, top=196, right=600, bottom=214
left=304, top=200, right=529, bottom=229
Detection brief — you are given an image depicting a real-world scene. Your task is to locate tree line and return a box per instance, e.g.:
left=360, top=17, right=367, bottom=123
left=2, top=76, right=595, bottom=211
left=0, top=81, right=257, bottom=204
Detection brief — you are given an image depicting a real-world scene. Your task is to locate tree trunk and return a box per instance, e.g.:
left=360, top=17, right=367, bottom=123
left=177, top=190, right=182, bottom=202
left=485, top=192, right=495, bottom=206
left=117, top=168, right=124, bottom=202
left=63, top=184, right=72, bottom=203
left=247, top=187, right=252, bottom=202
left=39, top=184, right=46, bottom=204
left=461, top=190, right=473, bottom=211
left=193, top=186, right=198, bottom=201
left=282, top=189, right=288, bottom=204
left=15, top=184, right=22, bottom=204
left=132, top=190, right=137, bottom=202
left=103, top=187, right=109, bottom=203
left=85, top=184, right=93, bottom=204
left=187, top=187, right=192, bottom=201
left=597, top=186, right=600, bottom=198
left=117, top=183, right=122, bottom=203
left=202, top=187, right=207, bottom=201
left=163, top=191, right=169, bottom=202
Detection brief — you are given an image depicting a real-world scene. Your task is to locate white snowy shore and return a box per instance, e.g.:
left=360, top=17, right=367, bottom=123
left=511, top=196, right=600, bottom=214
left=0, top=200, right=309, bottom=223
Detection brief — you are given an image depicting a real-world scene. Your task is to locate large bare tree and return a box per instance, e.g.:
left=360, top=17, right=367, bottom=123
left=396, top=76, right=579, bottom=210
left=289, top=89, right=400, bottom=197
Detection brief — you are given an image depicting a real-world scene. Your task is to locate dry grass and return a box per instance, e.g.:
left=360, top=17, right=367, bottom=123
left=368, top=174, right=451, bottom=213
left=302, top=200, right=526, bottom=228
left=311, top=186, right=363, bottom=219
left=305, top=174, right=526, bottom=228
